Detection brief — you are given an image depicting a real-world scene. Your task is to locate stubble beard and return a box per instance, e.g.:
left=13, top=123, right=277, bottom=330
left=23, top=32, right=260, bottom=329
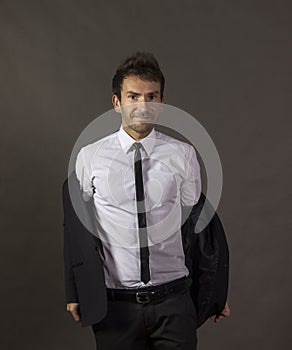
left=128, top=122, right=154, bottom=134
left=122, top=111, right=154, bottom=135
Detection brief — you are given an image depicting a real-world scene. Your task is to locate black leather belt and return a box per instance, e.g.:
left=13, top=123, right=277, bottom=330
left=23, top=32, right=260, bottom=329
left=106, top=276, right=192, bottom=304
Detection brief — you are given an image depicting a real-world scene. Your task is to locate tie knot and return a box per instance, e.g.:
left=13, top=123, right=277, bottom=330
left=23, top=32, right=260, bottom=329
left=133, top=142, right=143, bottom=152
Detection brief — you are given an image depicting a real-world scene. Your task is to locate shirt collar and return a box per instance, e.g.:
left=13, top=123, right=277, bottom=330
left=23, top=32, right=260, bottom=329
left=117, top=125, right=156, bottom=155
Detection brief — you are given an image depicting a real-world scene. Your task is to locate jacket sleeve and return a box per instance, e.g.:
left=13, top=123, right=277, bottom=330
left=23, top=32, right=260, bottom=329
left=62, top=179, right=79, bottom=304
left=187, top=193, right=229, bottom=328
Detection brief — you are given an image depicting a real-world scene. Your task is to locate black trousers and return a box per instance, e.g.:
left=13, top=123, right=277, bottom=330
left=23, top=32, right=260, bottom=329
left=91, top=289, right=197, bottom=350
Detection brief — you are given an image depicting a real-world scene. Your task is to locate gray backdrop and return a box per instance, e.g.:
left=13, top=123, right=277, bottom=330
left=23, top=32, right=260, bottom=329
left=0, top=0, right=291, bottom=349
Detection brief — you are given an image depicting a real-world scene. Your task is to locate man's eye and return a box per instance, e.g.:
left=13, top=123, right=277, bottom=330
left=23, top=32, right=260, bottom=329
left=129, top=95, right=137, bottom=100
left=148, top=95, right=157, bottom=100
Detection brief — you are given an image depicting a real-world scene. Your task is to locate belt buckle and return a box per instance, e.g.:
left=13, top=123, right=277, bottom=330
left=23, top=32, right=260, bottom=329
left=136, top=291, right=154, bottom=304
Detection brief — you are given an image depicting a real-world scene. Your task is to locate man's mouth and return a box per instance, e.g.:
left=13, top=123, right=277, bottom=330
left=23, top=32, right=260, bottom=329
left=134, top=117, right=153, bottom=122
left=132, top=113, right=155, bottom=122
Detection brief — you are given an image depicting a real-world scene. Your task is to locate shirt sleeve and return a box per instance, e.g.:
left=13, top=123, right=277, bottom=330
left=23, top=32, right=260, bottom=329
left=180, top=145, right=201, bottom=206
left=75, top=148, right=93, bottom=201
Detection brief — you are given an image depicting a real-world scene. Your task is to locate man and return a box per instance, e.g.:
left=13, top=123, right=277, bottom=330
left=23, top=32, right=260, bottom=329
left=63, top=52, right=230, bottom=349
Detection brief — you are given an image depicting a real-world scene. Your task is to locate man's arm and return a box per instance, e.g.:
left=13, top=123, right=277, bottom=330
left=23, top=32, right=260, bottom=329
left=62, top=179, right=81, bottom=322
left=180, top=145, right=201, bottom=207
left=186, top=192, right=230, bottom=327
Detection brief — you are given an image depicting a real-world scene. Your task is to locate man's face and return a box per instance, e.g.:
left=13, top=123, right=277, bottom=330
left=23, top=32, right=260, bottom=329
left=112, top=75, right=164, bottom=139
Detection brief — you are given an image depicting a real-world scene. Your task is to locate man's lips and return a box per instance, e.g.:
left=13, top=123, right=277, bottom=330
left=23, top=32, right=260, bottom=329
left=132, top=115, right=155, bottom=122
left=134, top=117, right=153, bottom=122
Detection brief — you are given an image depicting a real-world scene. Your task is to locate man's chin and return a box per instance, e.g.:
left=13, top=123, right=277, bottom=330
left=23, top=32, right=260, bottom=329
left=130, top=123, right=154, bottom=134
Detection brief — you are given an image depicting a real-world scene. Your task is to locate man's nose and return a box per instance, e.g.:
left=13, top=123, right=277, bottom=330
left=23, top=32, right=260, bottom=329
left=139, top=95, right=147, bottom=103
left=137, top=99, right=148, bottom=111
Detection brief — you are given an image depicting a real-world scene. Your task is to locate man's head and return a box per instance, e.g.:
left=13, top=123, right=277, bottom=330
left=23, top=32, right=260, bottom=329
left=112, top=52, right=165, bottom=140
left=112, top=52, right=165, bottom=102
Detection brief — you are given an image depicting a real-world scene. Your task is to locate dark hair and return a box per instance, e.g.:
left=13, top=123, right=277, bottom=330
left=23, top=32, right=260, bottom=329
left=112, top=52, right=165, bottom=101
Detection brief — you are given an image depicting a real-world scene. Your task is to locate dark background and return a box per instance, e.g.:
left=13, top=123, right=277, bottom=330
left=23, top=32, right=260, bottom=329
left=0, top=0, right=291, bottom=349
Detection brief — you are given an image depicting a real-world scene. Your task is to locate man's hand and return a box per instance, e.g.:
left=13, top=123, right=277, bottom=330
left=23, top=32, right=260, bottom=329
left=66, top=303, right=81, bottom=322
left=210, top=302, right=231, bottom=323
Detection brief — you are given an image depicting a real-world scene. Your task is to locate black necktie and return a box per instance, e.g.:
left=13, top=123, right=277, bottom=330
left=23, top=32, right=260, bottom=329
left=133, top=142, right=150, bottom=284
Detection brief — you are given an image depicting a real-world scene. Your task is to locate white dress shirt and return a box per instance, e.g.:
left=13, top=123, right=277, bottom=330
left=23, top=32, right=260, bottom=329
left=75, top=126, right=201, bottom=289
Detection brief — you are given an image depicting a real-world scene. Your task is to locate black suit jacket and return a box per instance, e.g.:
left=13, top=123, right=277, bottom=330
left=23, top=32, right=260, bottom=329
left=63, top=171, right=229, bottom=327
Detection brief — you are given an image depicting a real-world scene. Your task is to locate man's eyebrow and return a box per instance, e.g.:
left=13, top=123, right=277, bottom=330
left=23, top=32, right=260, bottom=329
left=147, top=91, right=160, bottom=95
left=126, top=90, right=160, bottom=95
left=126, top=91, right=140, bottom=95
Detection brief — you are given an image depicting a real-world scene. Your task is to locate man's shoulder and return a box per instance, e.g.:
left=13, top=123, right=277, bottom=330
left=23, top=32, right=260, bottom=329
left=79, top=131, right=118, bottom=156
left=155, top=130, right=194, bottom=153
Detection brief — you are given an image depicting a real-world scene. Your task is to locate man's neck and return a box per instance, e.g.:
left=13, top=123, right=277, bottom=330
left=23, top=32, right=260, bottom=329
left=122, top=126, right=154, bottom=140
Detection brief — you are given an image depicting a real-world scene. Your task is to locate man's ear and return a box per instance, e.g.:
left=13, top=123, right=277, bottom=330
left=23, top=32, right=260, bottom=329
left=112, top=95, right=122, bottom=113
